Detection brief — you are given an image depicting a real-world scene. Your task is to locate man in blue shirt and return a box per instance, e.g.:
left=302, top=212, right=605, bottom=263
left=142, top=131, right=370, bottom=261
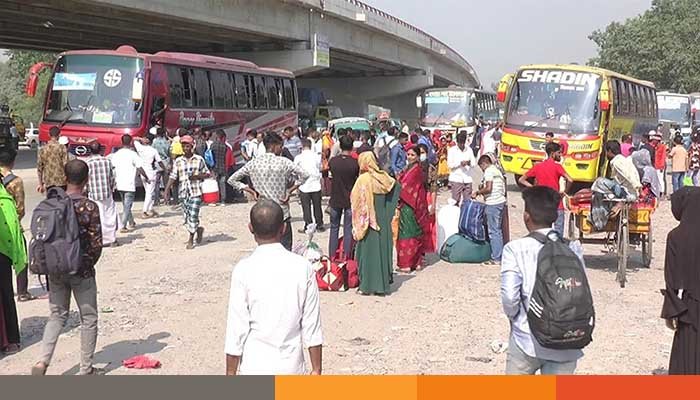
left=390, top=132, right=409, bottom=176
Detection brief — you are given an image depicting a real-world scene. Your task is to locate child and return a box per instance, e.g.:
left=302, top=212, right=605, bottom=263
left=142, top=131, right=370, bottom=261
left=669, top=135, right=688, bottom=193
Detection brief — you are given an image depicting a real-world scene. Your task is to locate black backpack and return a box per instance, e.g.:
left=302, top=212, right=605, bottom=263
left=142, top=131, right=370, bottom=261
left=28, top=187, right=82, bottom=276
left=375, top=137, right=396, bottom=173
left=527, top=231, right=595, bottom=350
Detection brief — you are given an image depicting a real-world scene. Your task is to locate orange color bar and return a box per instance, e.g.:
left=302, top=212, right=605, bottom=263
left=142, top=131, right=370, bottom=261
left=418, top=376, right=556, bottom=400
left=557, top=376, right=700, bottom=400
left=275, top=376, right=418, bottom=400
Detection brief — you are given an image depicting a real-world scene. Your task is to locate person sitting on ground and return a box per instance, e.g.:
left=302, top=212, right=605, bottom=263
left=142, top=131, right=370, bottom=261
left=225, top=199, right=323, bottom=375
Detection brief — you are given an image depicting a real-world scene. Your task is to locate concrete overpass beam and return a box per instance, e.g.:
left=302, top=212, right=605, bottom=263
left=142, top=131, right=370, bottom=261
left=299, top=73, right=433, bottom=100
left=297, top=73, right=434, bottom=119
left=224, top=49, right=327, bottom=76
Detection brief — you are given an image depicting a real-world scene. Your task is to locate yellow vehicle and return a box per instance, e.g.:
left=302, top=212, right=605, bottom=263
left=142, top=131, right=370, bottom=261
left=497, top=64, right=658, bottom=184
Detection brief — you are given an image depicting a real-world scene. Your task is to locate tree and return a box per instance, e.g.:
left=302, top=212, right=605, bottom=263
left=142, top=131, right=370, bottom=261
left=0, top=50, right=55, bottom=123
left=589, top=0, right=700, bottom=92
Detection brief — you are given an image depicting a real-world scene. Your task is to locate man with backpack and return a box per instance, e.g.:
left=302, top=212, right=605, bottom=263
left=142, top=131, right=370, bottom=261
left=501, top=186, right=594, bottom=375
left=388, top=132, right=408, bottom=176
left=32, top=159, right=104, bottom=375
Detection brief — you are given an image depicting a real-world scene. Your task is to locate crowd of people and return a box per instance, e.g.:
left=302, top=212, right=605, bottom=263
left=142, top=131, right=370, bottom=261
left=0, top=118, right=699, bottom=377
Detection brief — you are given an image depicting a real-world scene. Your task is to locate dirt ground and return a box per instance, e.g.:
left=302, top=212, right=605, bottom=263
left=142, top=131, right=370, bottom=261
left=0, top=149, right=675, bottom=375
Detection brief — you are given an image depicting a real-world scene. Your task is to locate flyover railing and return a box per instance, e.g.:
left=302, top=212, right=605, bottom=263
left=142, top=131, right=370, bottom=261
left=340, top=0, right=477, bottom=82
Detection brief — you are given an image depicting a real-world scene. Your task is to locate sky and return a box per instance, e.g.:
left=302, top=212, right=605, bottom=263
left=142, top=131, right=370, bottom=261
left=365, top=0, right=651, bottom=88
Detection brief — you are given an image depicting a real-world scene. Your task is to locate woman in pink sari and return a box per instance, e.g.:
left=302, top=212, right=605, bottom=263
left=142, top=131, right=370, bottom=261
left=396, top=147, right=431, bottom=272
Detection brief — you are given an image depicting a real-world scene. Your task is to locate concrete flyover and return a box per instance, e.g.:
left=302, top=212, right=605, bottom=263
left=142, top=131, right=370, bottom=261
left=0, top=0, right=479, bottom=118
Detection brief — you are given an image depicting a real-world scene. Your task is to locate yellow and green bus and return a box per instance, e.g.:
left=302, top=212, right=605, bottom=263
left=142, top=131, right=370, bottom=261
left=497, top=64, right=658, bottom=183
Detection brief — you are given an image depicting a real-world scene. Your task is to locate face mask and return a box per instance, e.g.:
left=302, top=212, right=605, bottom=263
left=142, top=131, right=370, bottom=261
left=420, top=154, right=428, bottom=162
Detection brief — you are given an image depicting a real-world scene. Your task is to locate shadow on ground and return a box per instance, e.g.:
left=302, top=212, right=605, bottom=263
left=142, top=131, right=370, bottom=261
left=62, top=332, right=171, bottom=375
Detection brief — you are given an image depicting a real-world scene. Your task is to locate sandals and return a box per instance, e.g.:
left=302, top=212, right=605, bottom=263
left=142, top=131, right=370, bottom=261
left=482, top=260, right=500, bottom=266
left=17, top=293, right=37, bottom=302
left=3, top=344, right=20, bottom=355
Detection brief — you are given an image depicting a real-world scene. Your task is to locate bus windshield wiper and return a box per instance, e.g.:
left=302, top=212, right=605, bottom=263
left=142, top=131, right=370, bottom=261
left=431, top=112, right=446, bottom=127
left=524, top=113, right=560, bottom=129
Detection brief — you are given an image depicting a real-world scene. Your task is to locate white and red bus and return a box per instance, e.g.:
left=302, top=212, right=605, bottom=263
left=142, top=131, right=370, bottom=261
left=27, top=45, right=298, bottom=154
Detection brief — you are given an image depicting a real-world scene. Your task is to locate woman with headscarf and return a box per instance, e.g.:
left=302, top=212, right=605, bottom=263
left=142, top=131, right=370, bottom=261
left=351, top=152, right=399, bottom=295
left=320, top=130, right=334, bottom=196
left=662, top=186, right=700, bottom=374
left=631, top=149, right=661, bottom=203
left=395, top=146, right=431, bottom=272
left=416, top=143, right=438, bottom=253
left=0, top=177, right=27, bottom=354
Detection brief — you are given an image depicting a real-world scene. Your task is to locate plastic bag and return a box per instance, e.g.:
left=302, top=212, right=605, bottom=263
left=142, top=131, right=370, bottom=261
left=292, top=224, right=322, bottom=263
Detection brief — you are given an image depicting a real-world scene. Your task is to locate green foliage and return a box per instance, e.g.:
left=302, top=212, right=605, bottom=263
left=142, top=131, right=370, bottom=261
left=0, top=50, right=55, bottom=123
left=589, top=0, right=700, bottom=92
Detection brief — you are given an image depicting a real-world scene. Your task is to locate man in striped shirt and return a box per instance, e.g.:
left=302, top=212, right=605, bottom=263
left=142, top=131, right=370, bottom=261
left=83, top=142, right=119, bottom=247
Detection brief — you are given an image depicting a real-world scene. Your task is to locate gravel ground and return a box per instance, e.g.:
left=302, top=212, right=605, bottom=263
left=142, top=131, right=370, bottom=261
left=0, top=152, right=675, bottom=375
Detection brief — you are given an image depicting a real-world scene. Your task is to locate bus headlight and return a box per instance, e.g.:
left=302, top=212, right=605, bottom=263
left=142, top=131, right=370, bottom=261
left=571, top=151, right=598, bottom=161
left=501, top=143, right=520, bottom=153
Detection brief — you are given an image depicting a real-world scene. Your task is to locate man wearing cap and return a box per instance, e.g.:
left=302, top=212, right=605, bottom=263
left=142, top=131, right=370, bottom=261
left=81, top=142, right=120, bottom=247
left=164, top=135, right=211, bottom=249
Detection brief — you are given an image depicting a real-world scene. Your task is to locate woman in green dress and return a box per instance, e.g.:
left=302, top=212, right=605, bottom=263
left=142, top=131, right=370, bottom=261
left=351, top=152, right=400, bottom=296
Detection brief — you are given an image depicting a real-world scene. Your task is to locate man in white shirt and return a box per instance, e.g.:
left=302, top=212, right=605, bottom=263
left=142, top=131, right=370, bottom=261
left=473, top=154, right=508, bottom=265
left=134, top=136, right=165, bottom=218
left=447, top=131, right=476, bottom=205
left=294, top=138, right=325, bottom=233
left=109, top=135, right=149, bottom=232
left=225, top=199, right=323, bottom=375
left=501, top=186, right=585, bottom=375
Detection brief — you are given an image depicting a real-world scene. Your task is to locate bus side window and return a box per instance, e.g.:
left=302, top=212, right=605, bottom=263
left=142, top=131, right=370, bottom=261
left=254, top=76, right=268, bottom=109
left=283, top=79, right=294, bottom=110
left=291, top=80, right=298, bottom=109
left=266, top=77, right=279, bottom=109
left=246, top=75, right=256, bottom=108
left=620, top=81, right=629, bottom=115
left=211, top=71, right=232, bottom=109
left=652, top=89, right=658, bottom=118
left=180, top=67, right=193, bottom=108
left=166, top=65, right=184, bottom=108
left=275, top=78, right=284, bottom=109
left=235, top=74, right=249, bottom=109
left=612, top=79, right=619, bottom=115
left=638, top=86, right=646, bottom=118
left=192, top=69, right=212, bottom=109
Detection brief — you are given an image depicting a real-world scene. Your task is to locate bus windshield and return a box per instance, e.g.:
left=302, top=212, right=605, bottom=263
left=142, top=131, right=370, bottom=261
left=421, top=90, right=472, bottom=126
left=506, top=69, right=602, bottom=134
left=45, top=55, right=145, bottom=126
left=658, top=95, right=691, bottom=127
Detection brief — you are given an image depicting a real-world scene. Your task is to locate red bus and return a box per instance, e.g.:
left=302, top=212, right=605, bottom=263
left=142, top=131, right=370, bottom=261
left=27, top=45, right=298, bottom=154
